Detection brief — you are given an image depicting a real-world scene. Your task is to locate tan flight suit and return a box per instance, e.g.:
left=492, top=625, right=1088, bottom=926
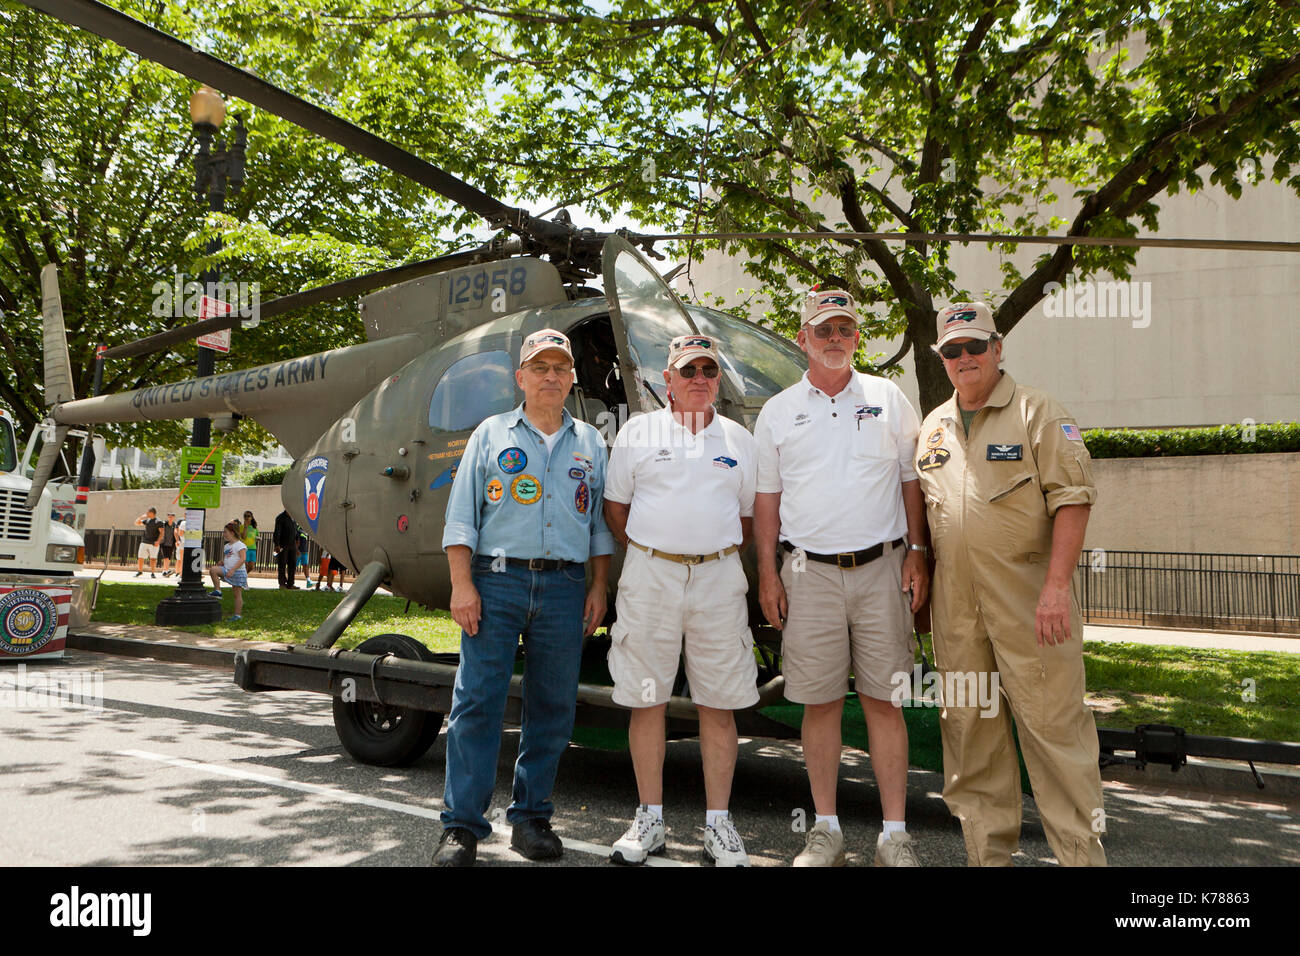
left=916, top=372, right=1106, bottom=866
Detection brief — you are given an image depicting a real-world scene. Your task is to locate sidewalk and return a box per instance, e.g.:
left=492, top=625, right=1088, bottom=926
left=1084, top=623, right=1300, bottom=654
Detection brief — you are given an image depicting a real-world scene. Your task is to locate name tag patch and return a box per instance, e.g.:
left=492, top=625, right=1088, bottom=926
left=986, top=443, right=1023, bottom=461
left=713, top=455, right=738, bottom=469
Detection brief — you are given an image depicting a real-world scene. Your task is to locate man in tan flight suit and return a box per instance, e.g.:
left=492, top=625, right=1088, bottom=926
left=916, top=302, right=1106, bottom=867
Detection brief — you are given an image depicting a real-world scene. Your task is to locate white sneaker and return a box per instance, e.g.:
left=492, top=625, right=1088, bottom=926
left=702, top=813, right=749, bottom=867
left=610, top=805, right=665, bottom=865
left=793, top=820, right=847, bottom=867
left=874, top=831, right=921, bottom=867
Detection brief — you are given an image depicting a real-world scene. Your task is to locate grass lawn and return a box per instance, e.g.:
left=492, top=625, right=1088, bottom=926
left=92, top=583, right=1299, bottom=743
left=92, top=581, right=462, bottom=653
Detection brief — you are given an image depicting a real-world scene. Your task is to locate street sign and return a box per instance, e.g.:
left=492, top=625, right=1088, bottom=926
left=178, top=446, right=223, bottom=509
left=195, top=295, right=232, bottom=352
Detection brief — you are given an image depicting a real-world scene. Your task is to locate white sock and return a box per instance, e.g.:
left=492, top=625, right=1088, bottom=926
left=815, top=814, right=841, bottom=833
left=879, top=820, right=907, bottom=845
left=644, top=803, right=663, bottom=821
left=705, top=809, right=728, bottom=827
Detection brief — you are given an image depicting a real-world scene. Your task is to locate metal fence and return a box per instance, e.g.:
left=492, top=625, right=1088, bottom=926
left=83, top=529, right=333, bottom=576
left=1075, top=550, right=1300, bottom=634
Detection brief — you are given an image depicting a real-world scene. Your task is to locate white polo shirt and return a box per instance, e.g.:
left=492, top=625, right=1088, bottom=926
left=606, top=407, right=757, bottom=554
left=755, top=371, right=920, bottom=552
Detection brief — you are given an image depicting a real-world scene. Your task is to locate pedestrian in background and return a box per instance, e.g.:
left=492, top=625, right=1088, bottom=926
left=133, top=507, right=163, bottom=578
left=296, top=528, right=312, bottom=587
left=242, top=511, right=259, bottom=571
left=273, top=508, right=300, bottom=588
left=158, top=512, right=179, bottom=577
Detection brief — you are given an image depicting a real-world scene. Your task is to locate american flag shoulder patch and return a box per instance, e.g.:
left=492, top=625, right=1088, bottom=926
left=1060, top=423, right=1083, bottom=441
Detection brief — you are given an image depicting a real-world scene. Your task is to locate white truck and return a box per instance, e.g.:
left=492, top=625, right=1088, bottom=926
left=0, top=406, right=91, bottom=660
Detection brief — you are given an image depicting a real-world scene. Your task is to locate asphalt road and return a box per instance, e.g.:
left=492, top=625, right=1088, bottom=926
left=2, top=649, right=1297, bottom=867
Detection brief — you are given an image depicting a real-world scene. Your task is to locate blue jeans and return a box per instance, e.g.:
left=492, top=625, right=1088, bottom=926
left=441, top=556, right=587, bottom=839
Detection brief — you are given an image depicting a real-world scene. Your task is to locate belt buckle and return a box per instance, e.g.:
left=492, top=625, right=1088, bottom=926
left=836, top=552, right=856, bottom=569
left=682, top=554, right=702, bottom=566
left=527, top=558, right=546, bottom=571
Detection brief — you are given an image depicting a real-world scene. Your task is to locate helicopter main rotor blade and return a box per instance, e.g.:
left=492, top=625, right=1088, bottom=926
left=19, top=0, right=527, bottom=233
left=100, top=243, right=508, bottom=362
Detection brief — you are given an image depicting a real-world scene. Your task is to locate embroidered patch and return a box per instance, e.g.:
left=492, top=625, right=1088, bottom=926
left=574, top=480, right=590, bottom=514
left=568, top=467, right=585, bottom=480
left=572, top=453, right=593, bottom=472
left=944, top=309, right=979, bottom=326
left=926, top=428, right=946, bottom=448
left=1061, top=423, right=1084, bottom=442
left=855, top=404, right=883, bottom=419
left=917, top=448, right=951, bottom=471
left=511, top=474, right=543, bottom=504
left=712, top=455, right=738, bottom=469
left=653, top=448, right=673, bottom=462
left=485, top=478, right=504, bottom=503
left=396, top=514, right=409, bottom=533
left=498, top=447, right=527, bottom=474
left=987, top=444, right=1023, bottom=461
left=793, top=412, right=811, bottom=426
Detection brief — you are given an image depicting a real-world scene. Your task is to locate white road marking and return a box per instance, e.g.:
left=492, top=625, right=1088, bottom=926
left=118, top=749, right=693, bottom=867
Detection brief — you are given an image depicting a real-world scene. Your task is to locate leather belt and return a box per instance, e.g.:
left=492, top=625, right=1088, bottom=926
left=492, top=557, right=579, bottom=571
left=781, top=537, right=905, bottom=569
left=629, top=540, right=739, bottom=566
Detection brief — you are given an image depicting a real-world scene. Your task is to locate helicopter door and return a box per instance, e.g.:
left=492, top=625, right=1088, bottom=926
left=603, top=236, right=740, bottom=416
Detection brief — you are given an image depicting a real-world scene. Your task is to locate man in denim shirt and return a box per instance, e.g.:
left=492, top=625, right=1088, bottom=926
left=434, top=328, right=614, bottom=867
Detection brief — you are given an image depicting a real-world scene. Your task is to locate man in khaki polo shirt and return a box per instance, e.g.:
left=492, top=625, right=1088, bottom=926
left=754, top=289, right=929, bottom=867
left=917, top=302, right=1106, bottom=866
left=603, top=334, right=758, bottom=866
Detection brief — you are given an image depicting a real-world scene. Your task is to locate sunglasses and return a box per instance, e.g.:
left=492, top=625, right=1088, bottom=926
left=938, top=337, right=996, bottom=360
left=677, top=363, right=719, bottom=379
left=810, top=322, right=858, bottom=340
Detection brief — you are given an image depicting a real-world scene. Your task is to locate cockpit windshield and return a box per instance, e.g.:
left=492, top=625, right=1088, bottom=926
left=686, top=307, right=806, bottom=399
left=0, top=417, right=16, bottom=474
left=606, top=244, right=699, bottom=410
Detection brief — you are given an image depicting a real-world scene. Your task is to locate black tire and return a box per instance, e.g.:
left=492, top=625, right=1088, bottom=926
left=332, top=633, right=445, bottom=767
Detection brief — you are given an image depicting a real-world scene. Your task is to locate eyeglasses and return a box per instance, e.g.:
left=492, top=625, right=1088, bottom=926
left=676, top=363, right=719, bottom=379
left=938, top=337, right=997, bottom=360
left=522, top=362, right=574, bottom=377
left=809, top=322, right=858, bottom=340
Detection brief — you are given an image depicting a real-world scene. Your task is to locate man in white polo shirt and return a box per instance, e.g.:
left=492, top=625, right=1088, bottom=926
left=754, top=289, right=929, bottom=867
left=603, top=333, right=758, bottom=867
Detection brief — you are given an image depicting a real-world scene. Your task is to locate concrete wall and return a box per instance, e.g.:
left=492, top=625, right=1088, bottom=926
left=86, top=486, right=286, bottom=535
left=84, top=454, right=1298, bottom=555
left=1085, top=453, right=1299, bottom=554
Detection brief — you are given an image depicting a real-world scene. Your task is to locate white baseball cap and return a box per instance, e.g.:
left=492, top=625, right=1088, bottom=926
left=801, top=288, right=861, bottom=326
left=667, top=333, right=722, bottom=369
left=520, top=328, right=574, bottom=364
left=933, top=302, right=998, bottom=350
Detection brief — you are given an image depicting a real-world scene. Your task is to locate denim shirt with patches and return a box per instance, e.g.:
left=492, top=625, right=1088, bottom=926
left=442, top=403, right=614, bottom=563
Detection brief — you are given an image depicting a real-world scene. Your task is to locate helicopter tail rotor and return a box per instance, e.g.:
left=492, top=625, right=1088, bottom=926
left=25, top=266, right=76, bottom=509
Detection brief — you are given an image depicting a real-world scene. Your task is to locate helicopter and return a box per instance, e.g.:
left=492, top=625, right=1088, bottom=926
left=22, top=0, right=1298, bottom=774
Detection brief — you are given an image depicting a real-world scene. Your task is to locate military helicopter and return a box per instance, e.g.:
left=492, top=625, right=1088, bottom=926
left=24, top=1, right=1299, bottom=774
left=21, top=0, right=817, bottom=764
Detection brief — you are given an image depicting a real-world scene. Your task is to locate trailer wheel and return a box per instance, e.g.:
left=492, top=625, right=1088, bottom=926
left=332, top=633, right=445, bottom=767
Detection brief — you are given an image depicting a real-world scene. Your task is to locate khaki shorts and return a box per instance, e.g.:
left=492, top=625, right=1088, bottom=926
left=779, top=541, right=914, bottom=704
left=138, top=543, right=159, bottom=560
left=609, top=547, right=759, bottom=710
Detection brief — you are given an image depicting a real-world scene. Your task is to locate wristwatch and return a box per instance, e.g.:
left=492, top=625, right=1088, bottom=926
left=907, top=543, right=930, bottom=555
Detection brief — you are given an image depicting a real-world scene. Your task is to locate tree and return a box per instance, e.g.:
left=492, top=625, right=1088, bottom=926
left=0, top=0, right=500, bottom=449
left=394, top=0, right=1300, bottom=413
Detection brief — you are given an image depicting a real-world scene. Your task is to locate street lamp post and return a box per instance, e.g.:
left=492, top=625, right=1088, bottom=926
left=156, top=85, right=246, bottom=626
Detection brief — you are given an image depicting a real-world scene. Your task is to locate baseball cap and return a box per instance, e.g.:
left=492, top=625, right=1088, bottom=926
left=520, top=328, right=574, bottom=364
left=667, top=333, right=722, bottom=369
left=801, top=288, right=861, bottom=326
left=933, top=302, right=997, bottom=350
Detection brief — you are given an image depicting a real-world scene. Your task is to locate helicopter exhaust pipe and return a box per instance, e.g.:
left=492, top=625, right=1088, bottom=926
left=297, top=554, right=393, bottom=651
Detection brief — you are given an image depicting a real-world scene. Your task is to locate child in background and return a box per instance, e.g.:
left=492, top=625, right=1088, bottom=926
left=297, top=529, right=312, bottom=587
left=242, top=511, right=259, bottom=571
left=208, top=521, right=248, bottom=621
